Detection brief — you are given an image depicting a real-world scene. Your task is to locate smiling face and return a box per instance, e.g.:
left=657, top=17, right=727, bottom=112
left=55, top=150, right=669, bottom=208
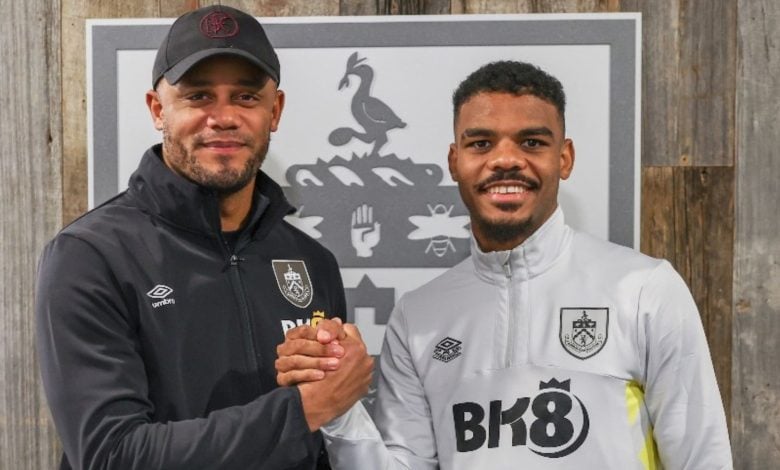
left=448, top=91, right=574, bottom=252
left=146, top=55, right=285, bottom=194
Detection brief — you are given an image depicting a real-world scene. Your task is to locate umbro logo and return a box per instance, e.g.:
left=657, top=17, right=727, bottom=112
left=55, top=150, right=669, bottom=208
left=147, top=285, right=172, bottom=299
left=147, top=284, right=176, bottom=308
left=433, top=337, right=462, bottom=363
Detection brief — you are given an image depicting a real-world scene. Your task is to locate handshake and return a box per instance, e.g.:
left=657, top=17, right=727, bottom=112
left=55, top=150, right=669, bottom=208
left=276, top=318, right=374, bottom=431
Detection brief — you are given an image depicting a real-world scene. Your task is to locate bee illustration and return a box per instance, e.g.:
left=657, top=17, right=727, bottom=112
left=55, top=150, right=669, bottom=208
left=408, top=204, right=470, bottom=257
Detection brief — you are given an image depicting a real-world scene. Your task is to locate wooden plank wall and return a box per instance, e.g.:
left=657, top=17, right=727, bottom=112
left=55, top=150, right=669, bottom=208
left=0, top=0, right=776, bottom=468
left=733, top=0, right=780, bottom=465
left=0, top=1, right=63, bottom=469
left=628, top=1, right=737, bottom=449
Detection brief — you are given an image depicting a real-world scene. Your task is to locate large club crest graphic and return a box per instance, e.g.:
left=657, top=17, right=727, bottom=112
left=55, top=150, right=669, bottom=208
left=89, top=14, right=641, bottom=418
left=281, top=52, right=472, bottom=409
left=283, top=52, right=470, bottom=267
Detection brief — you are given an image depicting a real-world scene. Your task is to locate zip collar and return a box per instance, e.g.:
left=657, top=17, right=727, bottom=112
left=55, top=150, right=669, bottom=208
left=126, top=145, right=294, bottom=239
left=471, top=207, right=572, bottom=283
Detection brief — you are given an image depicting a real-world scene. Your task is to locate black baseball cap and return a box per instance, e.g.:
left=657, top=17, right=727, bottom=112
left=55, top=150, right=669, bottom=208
left=152, top=5, right=280, bottom=88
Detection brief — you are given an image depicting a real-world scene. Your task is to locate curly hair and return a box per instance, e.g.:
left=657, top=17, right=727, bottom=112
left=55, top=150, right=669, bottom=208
left=452, top=61, right=566, bottom=130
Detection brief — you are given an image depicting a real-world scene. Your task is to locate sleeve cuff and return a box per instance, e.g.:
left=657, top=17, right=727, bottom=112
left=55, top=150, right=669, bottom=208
left=321, top=401, right=381, bottom=440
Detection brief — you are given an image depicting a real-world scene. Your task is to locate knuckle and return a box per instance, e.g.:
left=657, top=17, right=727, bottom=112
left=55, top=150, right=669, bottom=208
left=289, top=339, right=304, bottom=352
left=285, top=326, right=300, bottom=338
left=288, top=325, right=313, bottom=339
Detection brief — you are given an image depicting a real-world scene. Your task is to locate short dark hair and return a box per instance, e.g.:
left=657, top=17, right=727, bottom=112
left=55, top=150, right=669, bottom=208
left=452, top=61, right=566, bottom=130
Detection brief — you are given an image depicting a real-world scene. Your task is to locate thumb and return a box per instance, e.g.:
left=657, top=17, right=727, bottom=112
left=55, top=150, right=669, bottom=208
left=343, top=323, right=364, bottom=341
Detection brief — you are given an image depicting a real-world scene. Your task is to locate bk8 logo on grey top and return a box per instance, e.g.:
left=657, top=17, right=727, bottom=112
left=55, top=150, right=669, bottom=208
left=453, top=378, right=589, bottom=458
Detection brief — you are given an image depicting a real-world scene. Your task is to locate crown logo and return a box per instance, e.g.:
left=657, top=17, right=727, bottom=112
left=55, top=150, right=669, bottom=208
left=573, top=311, right=596, bottom=329
left=539, top=378, right=571, bottom=392
left=284, top=265, right=301, bottom=282
left=311, top=310, right=325, bottom=328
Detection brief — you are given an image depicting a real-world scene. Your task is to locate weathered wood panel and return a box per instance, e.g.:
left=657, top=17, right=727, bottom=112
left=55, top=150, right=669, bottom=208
left=231, top=0, right=339, bottom=16
left=641, top=166, right=734, bottom=419
left=0, top=0, right=63, bottom=469
left=62, top=1, right=163, bottom=225
left=341, top=0, right=450, bottom=15
left=453, top=0, right=618, bottom=14
left=733, top=0, right=780, bottom=467
left=621, top=0, right=736, bottom=166
left=624, top=0, right=736, bottom=439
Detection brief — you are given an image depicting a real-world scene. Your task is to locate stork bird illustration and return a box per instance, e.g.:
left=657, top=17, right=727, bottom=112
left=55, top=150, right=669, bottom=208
left=329, top=52, right=406, bottom=157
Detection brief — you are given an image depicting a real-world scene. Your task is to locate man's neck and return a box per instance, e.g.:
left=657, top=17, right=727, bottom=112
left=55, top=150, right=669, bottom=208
left=219, top=180, right=256, bottom=232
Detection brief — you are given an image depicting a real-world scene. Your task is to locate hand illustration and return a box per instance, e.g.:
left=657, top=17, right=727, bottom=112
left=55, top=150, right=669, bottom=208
left=351, top=204, right=381, bottom=258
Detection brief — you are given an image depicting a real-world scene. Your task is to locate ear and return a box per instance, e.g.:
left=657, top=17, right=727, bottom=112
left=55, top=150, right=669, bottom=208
left=559, top=138, right=575, bottom=180
left=447, top=143, right=459, bottom=182
left=146, top=89, right=164, bottom=131
left=270, top=89, right=286, bottom=132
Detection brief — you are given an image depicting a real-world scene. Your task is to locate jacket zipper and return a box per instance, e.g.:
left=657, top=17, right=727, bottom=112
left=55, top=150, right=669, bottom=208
left=503, top=257, right=515, bottom=368
left=221, top=239, right=260, bottom=374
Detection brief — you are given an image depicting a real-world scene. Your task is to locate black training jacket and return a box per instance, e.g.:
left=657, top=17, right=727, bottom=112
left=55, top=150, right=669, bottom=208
left=36, top=145, right=346, bottom=470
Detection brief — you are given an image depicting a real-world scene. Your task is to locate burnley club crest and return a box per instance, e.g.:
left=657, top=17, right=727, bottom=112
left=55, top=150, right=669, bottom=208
left=560, top=308, right=609, bottom=360
left=272, top=260, right=313, bottom=309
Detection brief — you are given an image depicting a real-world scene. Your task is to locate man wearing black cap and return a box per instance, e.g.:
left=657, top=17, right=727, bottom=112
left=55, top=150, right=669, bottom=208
left=35, top=5, right=372, bottom=470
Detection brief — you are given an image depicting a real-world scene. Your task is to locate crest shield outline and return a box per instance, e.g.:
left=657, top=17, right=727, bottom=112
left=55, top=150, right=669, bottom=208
left=560, top=308, right=609, bottom=360
left=272, top=260, right=313, bottom=308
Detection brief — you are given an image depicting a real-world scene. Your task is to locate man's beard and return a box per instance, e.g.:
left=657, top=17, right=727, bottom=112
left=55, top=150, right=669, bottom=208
left=468, top=168, right=538, bottom=247
left=471, top=209, right=535, bottom=247
left=163, top=127, right=269, bottom=195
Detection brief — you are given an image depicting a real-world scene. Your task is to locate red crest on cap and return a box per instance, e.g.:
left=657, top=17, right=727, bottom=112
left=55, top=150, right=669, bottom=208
left=199, top=11, right=239, bottom=38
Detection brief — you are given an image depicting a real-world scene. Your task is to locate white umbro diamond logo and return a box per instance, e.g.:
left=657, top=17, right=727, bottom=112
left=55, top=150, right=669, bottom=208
left=147, top=285, right=173, bottom=299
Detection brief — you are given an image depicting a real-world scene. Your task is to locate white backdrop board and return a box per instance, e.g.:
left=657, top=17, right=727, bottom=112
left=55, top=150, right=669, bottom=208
left=88, top=14, right=640, bottom=361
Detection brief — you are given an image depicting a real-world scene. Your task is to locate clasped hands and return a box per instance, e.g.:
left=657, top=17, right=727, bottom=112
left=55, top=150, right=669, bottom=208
left=276, top=318, right=374, bottom=431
